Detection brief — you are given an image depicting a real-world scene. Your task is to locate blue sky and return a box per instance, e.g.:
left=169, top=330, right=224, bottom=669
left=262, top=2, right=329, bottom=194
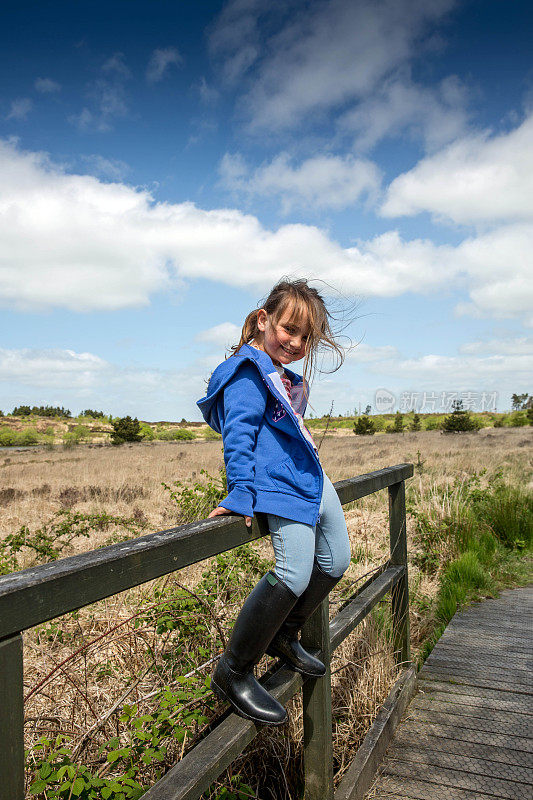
left=0, top=0, right=531, bottom=420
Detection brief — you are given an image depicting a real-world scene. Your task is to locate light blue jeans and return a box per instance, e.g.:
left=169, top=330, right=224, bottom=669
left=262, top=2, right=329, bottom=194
left=266, top=472, right=351, bottom=597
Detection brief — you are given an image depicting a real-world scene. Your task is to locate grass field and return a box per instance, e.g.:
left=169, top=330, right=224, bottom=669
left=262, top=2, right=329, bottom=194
left=1, top=427, right=531, bottom=798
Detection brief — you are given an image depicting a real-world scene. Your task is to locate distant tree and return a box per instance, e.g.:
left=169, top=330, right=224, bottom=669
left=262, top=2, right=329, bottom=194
left=392, top=411, right=404, bottom=433
left=81, top=409, right=106, bottom=419
left=442, top=400, right=480, bottom=432
left=364, top=404, right=371, bottom=415
left=511, top=393, right=529, bottom=410
left=12, top=405, right=31, bottom=416
left=111, top=416, right=142, bottom=445
left=353, top=415, right=375, bottom=435
left=410, top=413, right=422, bottom=431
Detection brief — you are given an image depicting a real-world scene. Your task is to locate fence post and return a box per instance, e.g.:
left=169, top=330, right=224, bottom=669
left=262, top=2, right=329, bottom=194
left=388, top=481, right=410, bottom=666
left=0, top=633, right=24, bottom=800
left=301, top=596, right=333, bottom=800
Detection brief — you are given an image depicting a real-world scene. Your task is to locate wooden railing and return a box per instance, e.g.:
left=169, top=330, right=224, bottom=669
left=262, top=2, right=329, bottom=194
left=0, top=463, right=413, bottom=799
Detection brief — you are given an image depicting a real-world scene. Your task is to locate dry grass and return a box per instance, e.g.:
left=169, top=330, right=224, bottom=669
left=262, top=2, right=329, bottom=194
left=2, top=426, right=531, bottom=797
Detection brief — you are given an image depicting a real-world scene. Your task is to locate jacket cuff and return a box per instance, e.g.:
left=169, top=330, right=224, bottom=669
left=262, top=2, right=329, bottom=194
left=220, top=487, right=255, bottom=518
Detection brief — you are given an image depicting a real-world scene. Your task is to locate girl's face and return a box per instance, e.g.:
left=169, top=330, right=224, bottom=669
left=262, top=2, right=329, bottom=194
left=256, top=305, right=310, bottom=366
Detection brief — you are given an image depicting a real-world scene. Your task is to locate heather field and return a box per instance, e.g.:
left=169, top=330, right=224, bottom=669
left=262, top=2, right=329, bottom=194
left=1, top=427, right=532, bottom=799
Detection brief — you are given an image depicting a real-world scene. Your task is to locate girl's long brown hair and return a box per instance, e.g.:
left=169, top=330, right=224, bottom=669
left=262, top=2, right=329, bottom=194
left=230, top=278, right=347, bottom=393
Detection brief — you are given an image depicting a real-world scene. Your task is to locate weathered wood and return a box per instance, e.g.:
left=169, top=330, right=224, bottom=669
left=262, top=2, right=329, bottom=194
left=0, top=634, right=24, bottom=800
left=302, top=597, right=334, bottom=800
left=388, top=481, right=410, bottom=666
left=334, top=666, right=417, bottom=800
left=368, top=586, right=533, bottom=800
left=0, top=465, right=412, bottom=638
left=329, top=566, right=404, bottom=652
left=335, top=464, right=413, bottom=506
left=0, top=515, right=263, bottom=639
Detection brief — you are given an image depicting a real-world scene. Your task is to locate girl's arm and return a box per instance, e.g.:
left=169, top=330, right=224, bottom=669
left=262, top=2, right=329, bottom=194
left=215, top=361, right=268, bottom=521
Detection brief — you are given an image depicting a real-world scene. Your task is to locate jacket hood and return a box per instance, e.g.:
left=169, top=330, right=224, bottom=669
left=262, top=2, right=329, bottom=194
left=197, top=343, right=304, bottom=432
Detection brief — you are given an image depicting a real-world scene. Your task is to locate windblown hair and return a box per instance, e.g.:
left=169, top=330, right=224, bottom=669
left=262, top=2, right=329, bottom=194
left=231, top=278, right=346, bottom=391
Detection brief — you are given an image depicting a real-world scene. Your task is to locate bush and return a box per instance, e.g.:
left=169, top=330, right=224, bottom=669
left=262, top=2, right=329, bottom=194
left=111, top=416, right=142, bottom=445
left=424, top=417, right=442, bottom=430
left=442, top=400, right=481, bottom=432
left=157, top=428, right=196, bottom=441
left=528, top=408, right=533, bottom=425
left=0, top=427, right=16, bottom=446
left=139, top=423, right=155, bottom=440
left=410, top=413, right=421, bottom=431
left=353, top=415, right=375, bottom=435
left=507, top=411, right=528, bottom=427
left=392, top=411, right=404, bottom=432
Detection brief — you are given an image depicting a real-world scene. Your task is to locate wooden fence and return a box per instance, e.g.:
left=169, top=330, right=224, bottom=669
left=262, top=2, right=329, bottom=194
left=0, top=463, right=413, bottom=800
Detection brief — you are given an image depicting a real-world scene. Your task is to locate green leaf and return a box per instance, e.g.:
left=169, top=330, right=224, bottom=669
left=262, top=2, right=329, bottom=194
left=29, top=779, right=47, bottom=795
left=71, top=777, right=85, bottom=796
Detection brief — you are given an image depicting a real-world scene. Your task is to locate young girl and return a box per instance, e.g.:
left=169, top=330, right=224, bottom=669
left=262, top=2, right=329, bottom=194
left=196, top=279, right=351, bottom=725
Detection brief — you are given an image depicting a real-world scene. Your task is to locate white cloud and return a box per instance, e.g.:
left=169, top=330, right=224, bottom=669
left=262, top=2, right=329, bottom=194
left=197, top=322, right=242, bottom=347
left=210, top=0, right=456, bottom=132
left=7, top=98, right=33, bottom=121
left=146, top=47, right=183, bottom=83
left=219, top=152, right=381, bottom=212
left=339, top=74, right=469, bottom=152
left=348, top=343, right=400, bottom=363
left=0, top=139, right=531, bottom=325
left=459, top=336, right=533, bottom=356
left=80, top=154, right=130, bottom=180
left=34, top=78, right=61, bottom=94
left=69, top=53, right=131, bottom=132
left=367, top=351, right=532, bottom=389
left=0, top=346, right=214, bottom=420
left=0, top=347, right=108, bottom=389
left=382, top=113, right=533, bottom=224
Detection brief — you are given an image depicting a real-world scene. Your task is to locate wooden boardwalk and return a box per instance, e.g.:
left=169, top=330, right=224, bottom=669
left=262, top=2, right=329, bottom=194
left=366, top=586, right=533, bottom=799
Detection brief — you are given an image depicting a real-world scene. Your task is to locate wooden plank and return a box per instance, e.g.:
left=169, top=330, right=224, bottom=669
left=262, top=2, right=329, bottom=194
left=329, top=567, right=404, bottom=652
left=0, top=515, right=263, bottom=638
left=302, top=597, right=334, bottom=800
left=0, top=634, right=24, bottom=800
left=335, top=666, right=417, bottom=800
left=0, top=465, right=412, bottom=638
left=388, top=482, right=410, bottom=666
left=335, top=465, right=413, bottom=506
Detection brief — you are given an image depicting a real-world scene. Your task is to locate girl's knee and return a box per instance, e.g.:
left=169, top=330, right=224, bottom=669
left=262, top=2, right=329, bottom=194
left=316, top=544, right=351, bottom=579
left=274, top=566, right=313, bottom=597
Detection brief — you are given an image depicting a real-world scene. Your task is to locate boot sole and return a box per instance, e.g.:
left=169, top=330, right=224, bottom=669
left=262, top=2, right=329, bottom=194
left=211, top=679, right=288, bottom=726
left=266, top=646, right=326, bottom=678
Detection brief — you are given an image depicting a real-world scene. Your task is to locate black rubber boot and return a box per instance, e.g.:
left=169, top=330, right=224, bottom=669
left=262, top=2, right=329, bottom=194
left=211, top=570, right=298, bottom=725
left=266, top=559, right=343, bottom=677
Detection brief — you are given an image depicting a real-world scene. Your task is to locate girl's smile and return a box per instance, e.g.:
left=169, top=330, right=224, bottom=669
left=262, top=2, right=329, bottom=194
left=254, top=306, right=310, bottom=366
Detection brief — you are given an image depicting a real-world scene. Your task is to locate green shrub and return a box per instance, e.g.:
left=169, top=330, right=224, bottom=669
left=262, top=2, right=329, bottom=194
left=507, top=411, right=528, bottom=427
left=162, top=468, right=227, bottom=523
left=111, top=416, right=142, bottom=445
left=139, top=423, right=155, bottom=441
left=0, top=427, right=16, bottom=446
left=424, top=416, right=443, bottom=430
left=410, top=414, right=421, bottom=432
left=353, top=416, right=375, bottom=435
left=442, top=400, right=481, bottom=432
left=157, top=428, right=195, bottom=441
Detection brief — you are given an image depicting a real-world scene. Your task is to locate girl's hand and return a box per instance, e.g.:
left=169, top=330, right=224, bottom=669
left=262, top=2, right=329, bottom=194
left=208, top=506, right=252, bottom=528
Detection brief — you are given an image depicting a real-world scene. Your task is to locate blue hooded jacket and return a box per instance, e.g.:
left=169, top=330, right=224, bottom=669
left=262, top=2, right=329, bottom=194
left=196, top=343, right=324, bottom=526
